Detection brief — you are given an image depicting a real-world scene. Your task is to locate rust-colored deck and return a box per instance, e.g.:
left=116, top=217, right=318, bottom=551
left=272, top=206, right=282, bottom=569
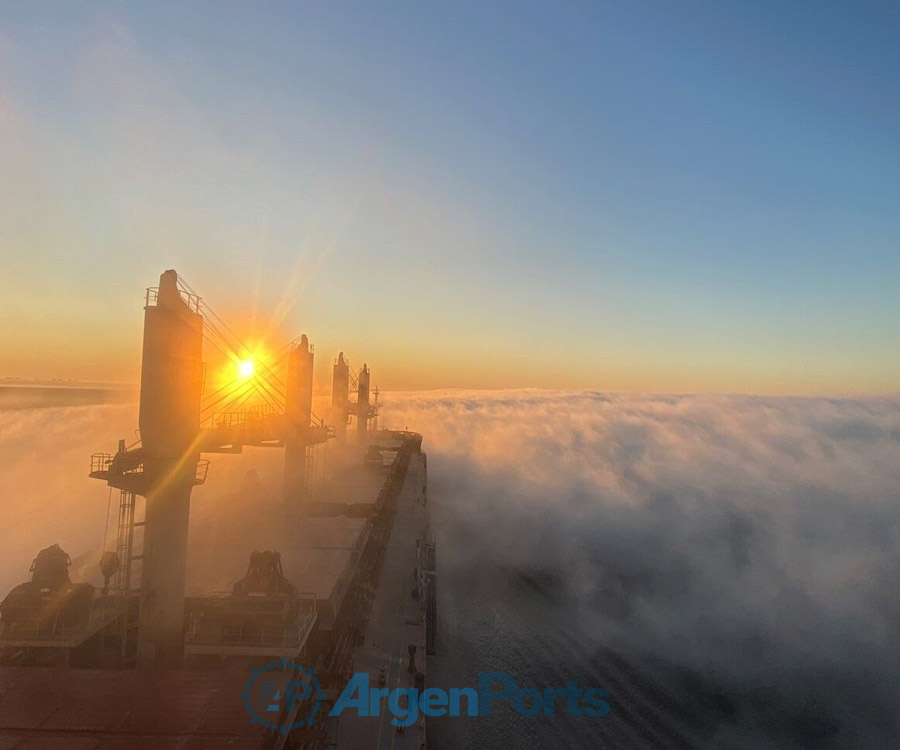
left=0, top=666, right=266, bottom=749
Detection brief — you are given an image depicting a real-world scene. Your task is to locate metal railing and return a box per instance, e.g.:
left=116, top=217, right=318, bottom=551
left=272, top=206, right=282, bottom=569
left=90, top=453, right=113, bottom=474
left=185, top=593, right=317, bottom=650
left=0, top=595, right=124, bottom=645
left=90, top=454, right=209, bottom=486
left=145, top=286, right=201, bottom=313
left=205, top=403, right=283, bottom=429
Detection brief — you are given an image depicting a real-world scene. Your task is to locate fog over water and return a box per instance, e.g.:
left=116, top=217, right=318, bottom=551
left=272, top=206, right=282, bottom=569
left=382, top=391, right=900, bottom=749
left=2, top=388, right=899, bottom=747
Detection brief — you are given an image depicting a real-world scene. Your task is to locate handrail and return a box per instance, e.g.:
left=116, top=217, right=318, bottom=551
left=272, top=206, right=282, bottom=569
left=185, top=600, right=317, bottom=649
left=90, top=453, right=113, bottom=474
left=204, top=403, right=283, bottom=429
left=0, top=595, right=123, bottom=643
left=145, top=286, right=201, bottom=313
left=91, top=453, right=209, bottom=486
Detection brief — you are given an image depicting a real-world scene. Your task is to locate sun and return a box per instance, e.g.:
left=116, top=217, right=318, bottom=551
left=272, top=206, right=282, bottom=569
left=238, top=359, right=255, bottom=378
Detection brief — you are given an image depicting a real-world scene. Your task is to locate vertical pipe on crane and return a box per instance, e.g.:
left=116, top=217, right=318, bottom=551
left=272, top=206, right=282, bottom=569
left=357, top=364, right=370, bottom=440
left=331, top=352, right=349, bottom=442
left=284, top=334, right=314, bottom=505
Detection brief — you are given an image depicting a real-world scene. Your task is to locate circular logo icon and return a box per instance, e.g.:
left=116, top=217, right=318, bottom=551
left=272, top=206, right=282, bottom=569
left=241, top=658, right=327, bottom=735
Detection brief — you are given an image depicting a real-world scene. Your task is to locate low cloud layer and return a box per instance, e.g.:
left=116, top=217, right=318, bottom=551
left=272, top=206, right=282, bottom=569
left=382, top=391, right=900, bottom=748
left=0, top=401, right=137, bottom=593
left=2, top=389, right=899, bottom=746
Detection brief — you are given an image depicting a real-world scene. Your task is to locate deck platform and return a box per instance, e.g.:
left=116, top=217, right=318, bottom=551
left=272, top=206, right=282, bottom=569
left=335, top=450, right=429, bottom=749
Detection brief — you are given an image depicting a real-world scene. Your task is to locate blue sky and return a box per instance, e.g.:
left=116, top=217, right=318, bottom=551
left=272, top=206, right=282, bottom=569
left=1, top=1, right=898, bottom=391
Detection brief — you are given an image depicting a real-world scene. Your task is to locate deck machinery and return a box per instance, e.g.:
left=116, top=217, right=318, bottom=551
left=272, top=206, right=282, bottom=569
left=0, top=270, right=434, bottom=749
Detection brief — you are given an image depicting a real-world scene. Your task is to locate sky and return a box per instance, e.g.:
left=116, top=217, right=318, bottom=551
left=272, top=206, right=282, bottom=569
left=1, top=1, right=898, bottom=393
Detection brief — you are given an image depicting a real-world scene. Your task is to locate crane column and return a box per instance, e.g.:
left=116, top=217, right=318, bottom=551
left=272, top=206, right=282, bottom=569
left=136, top=270, right=203, bottom=670
left=331, top=352, right=349, bottom=442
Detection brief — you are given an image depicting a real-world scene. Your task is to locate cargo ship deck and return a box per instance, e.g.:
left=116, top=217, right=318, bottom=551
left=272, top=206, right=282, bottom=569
left=0, top=271, right=436, bottom=749
left=0, top=431, right=432, bottom=749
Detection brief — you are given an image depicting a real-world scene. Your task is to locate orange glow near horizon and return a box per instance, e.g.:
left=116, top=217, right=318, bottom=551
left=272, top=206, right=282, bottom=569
left=4, top=294, right=897, bottom=396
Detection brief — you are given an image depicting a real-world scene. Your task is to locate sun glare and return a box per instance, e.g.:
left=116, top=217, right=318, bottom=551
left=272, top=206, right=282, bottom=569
left=238, top=359, right=254, bottom=378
